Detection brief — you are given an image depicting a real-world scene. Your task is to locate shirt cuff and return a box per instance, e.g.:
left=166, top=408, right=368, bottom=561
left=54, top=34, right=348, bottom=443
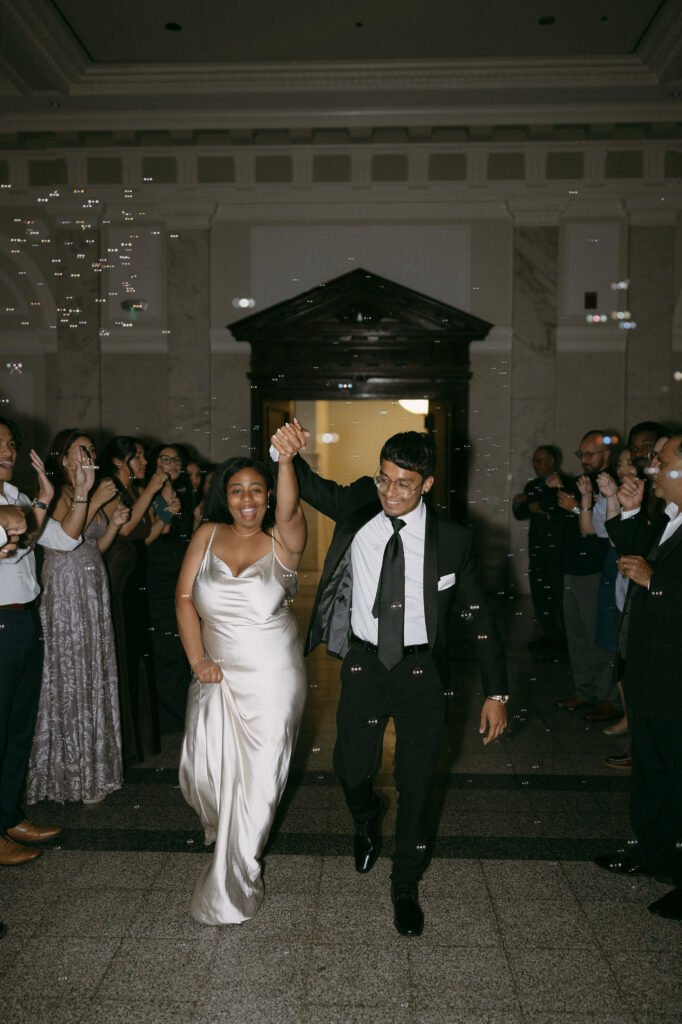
left=0, top=525, right=7, bottom=548
left=269, top=444, right=280, bottom=463
left=621, top=508, right=640, bottom=519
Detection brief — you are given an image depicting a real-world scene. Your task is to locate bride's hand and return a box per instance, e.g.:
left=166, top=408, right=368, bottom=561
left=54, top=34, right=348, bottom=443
left=192, top=657, right=223, bottom=683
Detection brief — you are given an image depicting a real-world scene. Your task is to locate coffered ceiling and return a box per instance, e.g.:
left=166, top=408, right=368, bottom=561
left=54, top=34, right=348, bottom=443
left=1, top=0, right=682, bottom=131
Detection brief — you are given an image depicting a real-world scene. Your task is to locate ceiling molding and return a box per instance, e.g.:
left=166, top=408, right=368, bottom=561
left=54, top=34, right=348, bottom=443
left=0, top=0, right=88, bottom=94
left=637, top=0, right=682, bottom=83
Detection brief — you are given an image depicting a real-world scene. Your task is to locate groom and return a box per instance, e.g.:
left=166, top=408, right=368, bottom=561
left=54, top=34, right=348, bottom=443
left=272, top=423, right=508, bottom=936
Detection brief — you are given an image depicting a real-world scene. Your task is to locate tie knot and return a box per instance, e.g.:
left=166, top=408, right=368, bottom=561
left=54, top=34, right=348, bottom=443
left=391, top=518, right=406, bottom=535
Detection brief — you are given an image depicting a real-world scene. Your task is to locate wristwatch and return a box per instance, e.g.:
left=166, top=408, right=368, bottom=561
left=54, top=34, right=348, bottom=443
left=487, top=695, right=509, bottom=704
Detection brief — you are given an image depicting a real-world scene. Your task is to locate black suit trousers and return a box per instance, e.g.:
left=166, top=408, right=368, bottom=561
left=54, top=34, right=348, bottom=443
left=630, top=713, right=682, bottom=884
left=334, top=639, right=445, bottom=884
left=0, top=606, right=43, bottom=834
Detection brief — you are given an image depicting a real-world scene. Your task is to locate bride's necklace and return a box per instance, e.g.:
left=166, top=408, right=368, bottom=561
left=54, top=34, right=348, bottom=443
left=230, top=524, right=262, bottom=538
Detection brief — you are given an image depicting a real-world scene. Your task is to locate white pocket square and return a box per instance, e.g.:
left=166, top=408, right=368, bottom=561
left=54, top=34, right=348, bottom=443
left=437, top=572, right=456, bottom=591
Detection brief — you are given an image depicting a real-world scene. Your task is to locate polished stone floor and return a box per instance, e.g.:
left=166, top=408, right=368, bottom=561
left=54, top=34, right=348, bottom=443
left=2, top=597, right=680, bottom=1023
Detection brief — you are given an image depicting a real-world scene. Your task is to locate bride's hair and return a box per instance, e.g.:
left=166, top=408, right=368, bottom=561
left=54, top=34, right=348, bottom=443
left=203, top=457, right=275, bottom=529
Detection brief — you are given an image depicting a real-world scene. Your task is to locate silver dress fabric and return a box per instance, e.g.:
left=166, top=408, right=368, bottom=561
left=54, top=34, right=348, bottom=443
left=27, top=513, right=123, bottom=803
left=179, top=529, right=306, bottom=925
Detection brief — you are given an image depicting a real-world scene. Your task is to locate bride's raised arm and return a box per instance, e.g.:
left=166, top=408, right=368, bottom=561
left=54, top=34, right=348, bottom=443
left=270, top=422, right=307, bottom=569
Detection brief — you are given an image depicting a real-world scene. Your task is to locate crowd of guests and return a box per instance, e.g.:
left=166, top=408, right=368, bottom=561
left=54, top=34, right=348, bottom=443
left=0, top=415, right=214, bottom=868
left=514, top=420, right=682, bottom=920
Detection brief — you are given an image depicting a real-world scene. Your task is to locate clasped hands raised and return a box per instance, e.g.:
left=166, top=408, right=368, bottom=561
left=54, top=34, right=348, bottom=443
left=270, top=419, right=309, bottom=461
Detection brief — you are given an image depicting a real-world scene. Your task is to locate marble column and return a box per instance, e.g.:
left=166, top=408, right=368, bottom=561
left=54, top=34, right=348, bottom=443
left=509, top=226, right=559, bottom=593
left=625, top=226, right=675, bottom=428
left=166, top=230, right=211, bottom=454
left=55, top=228, right=102, bottom=433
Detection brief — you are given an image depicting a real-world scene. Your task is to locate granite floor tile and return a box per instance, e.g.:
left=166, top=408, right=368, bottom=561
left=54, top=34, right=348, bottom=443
left=420, top=894, right=501, bottom=946
left=128, top=888, right=220, bottom=942
left=97, top=937, right=214, bottom=1002
left=86, top=1000, right=200, bottom=1024
left=261, top=853, right=322, bottom=893
left=196, top=994, right=305, bottom=1024
left=306, top=1007, right=412, bottom=1024
left=314, top=887, right=407, bottom=947
left=0, top=850, right=89, bottom=890
left=307, top=941, right=410, bottom=1006
left=148, top=851, right=213, bottom=889
left=508, top=947, right=623, bottom=1015
left=419, top=858, right=488, bottom=899
left=581, top=899, right=682, bottom=950
left=320, top=853, right=393, bottom=893
left=40, top=888, right=147, bottom=938
left=209, top=940, right=310, bottom=999
left=4, top=936, right=121, bottom=998
left=604, top=951, right=682, bottom=1014
left=414, top=1012, right=524, bottom=1024
left=70, top=851, right=167, bottom=889
left=2, top=995, right=89, bottom=1024
left=408, top=947, right=517, bottom=1011
left=561, top=861, right=671, bottom=904
left=522, top=1016, right=635, bottom=1024
left=483, top=858, right=574, bottom=901
left=495, top=897, right=597, bottom=949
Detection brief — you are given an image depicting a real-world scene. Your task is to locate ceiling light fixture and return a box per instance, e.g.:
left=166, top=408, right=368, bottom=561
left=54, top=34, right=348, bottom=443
left=538, top=15, right=556, bottom=25
left=164, top=22, right=182, bottom=31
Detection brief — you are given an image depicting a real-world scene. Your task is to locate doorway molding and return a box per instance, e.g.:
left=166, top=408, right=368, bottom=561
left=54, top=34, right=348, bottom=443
left=227, top=267, right=493, bottom=517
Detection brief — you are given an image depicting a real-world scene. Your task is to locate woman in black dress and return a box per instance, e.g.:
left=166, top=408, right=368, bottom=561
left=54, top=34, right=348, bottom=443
left=101, top=437, right=171, bottom=764
left=145, top=444, right=196, bottom=733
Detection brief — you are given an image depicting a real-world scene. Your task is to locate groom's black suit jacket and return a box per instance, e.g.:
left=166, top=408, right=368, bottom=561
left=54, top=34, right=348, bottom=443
left=293, top=455, right=507, bottom=698
left=606, top=510, right=682, bottom=717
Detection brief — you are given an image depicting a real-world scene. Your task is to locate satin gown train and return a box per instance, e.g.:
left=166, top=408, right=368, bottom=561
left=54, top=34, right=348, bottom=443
left=179, top=527, right=306, bottom=924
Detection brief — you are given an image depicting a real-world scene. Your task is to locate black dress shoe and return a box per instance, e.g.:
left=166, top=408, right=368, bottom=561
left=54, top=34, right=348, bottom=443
left=354, top=796, right=384, bottom=874
left=391, top=882, right=424, bottom=937
left=594, top=853, right=674, bottom=886
left=648, top=888, right=682, bottom=920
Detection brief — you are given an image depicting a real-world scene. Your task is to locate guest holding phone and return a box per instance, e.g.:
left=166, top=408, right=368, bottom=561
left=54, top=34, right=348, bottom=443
left=145, top=444, right=194, bottom=732
left=101, top=436, right=169, bottom=764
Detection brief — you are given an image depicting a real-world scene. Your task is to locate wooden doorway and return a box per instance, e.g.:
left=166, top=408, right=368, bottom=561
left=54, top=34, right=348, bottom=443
left=229, top=268, right=492, bottom=521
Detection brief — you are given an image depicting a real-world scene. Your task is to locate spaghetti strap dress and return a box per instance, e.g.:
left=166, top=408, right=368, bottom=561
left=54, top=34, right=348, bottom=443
left=179, top=526, right=306, bottom=924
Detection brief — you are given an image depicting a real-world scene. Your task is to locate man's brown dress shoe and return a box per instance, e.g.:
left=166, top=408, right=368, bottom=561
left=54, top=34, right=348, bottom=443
left=584, top=702, right=621, bottom=722
left=6, top=819, right=61, bottom=844
left=604, top=751, right=631, bottom=770
left=555, top=696, right=593, bottom=710
left=0, top=836, right=41, bottom=865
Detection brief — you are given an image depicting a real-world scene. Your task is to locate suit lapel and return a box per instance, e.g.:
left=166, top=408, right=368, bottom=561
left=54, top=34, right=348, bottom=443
left=651, top=517, right=682, bottom=565
left=423, top=504, right=439, bottom=648
left=324, top=500, right=381, bottom=575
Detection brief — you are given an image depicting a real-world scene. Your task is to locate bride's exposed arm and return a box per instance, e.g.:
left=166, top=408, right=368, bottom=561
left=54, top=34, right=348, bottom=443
left=175, top=524, right=223, bottom=683
left=270, top=424, right=307, bottom=569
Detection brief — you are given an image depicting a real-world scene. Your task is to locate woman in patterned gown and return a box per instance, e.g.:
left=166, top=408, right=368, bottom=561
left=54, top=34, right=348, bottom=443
left=27, top=429, right=129, bottom=804
left=176, top=439, right=307, bottom=925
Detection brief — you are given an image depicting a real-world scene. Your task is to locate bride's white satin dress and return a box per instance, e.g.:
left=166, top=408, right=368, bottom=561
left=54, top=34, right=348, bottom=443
left=179, top=527, right=306, bottom=924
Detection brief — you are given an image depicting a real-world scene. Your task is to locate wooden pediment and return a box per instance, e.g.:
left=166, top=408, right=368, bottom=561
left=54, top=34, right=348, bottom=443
left=227, top=267, right=493, bottom=399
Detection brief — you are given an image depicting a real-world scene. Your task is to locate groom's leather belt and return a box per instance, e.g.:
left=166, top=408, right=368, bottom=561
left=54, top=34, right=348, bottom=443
left=350, top=634, right=429, bottom=657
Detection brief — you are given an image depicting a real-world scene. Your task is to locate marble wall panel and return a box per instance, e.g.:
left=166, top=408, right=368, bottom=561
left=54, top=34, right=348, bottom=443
left=511, top=227, right=558, bottom=399
left=468, top=351, right=512, bottom=590
left=626, top=226, right=675, bottom=426
left=555, top=352, right=625, bottom=473
left=166, top=395, right=212, bottom=459
left=100, top=353, right=168, bottom=444
left=55, top=229, right=101, bottom=428
left=167, top=230, right=211, bottom=443
left=209, top=351, right=252, bottom=462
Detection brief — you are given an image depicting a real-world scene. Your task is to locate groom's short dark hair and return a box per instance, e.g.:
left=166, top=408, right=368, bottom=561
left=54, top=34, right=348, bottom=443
left=380, top=431, right=437, bottom=479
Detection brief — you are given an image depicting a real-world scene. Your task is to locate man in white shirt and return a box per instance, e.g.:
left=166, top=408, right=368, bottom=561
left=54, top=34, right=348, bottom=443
left=274, top=424, right=508, bottom=936
left=0, top=417, right=88, bottom=866
left=596, top=434, right=682, bottom=920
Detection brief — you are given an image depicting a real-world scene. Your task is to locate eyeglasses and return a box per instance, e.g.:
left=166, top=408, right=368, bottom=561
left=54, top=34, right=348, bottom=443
left=158, top=455, right=182, bottom=465
left=575, top=449, right=607, bottom=459
left=629, top=444, right=655, bottom=457
left=373, top=469, right=422, bottom=498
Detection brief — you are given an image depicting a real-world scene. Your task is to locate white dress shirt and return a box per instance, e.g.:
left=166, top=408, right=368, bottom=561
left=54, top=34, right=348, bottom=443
left=351, top=500, right=429, bottom=646
left=0, top=483, right=81, bottom=604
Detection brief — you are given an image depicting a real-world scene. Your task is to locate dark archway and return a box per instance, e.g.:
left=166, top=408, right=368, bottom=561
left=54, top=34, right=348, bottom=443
left=227, top=268, right=493, bottom=519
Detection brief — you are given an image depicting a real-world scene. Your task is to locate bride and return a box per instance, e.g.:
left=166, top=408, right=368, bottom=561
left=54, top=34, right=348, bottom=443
left=176, top=434, right=306, bottom=924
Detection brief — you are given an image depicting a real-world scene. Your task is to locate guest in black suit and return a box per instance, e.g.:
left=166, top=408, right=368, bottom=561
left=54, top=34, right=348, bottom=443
left=595, top=435, right=682, bottom=920
left=512, top=445, right=570, bottom=650
left=273, top=422, right=508, bottom=936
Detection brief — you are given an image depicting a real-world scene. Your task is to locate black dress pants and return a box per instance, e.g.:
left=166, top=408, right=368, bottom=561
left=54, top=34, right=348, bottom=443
left=334, top=639, right=445, bottom=884
left=0, top=606, right=43, bottom=834
left=630, top=713, right=682, bottom=884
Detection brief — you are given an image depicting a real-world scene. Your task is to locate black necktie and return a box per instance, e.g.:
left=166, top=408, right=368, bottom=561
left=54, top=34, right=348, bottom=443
left=372, top=517, right=406, bottom=670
